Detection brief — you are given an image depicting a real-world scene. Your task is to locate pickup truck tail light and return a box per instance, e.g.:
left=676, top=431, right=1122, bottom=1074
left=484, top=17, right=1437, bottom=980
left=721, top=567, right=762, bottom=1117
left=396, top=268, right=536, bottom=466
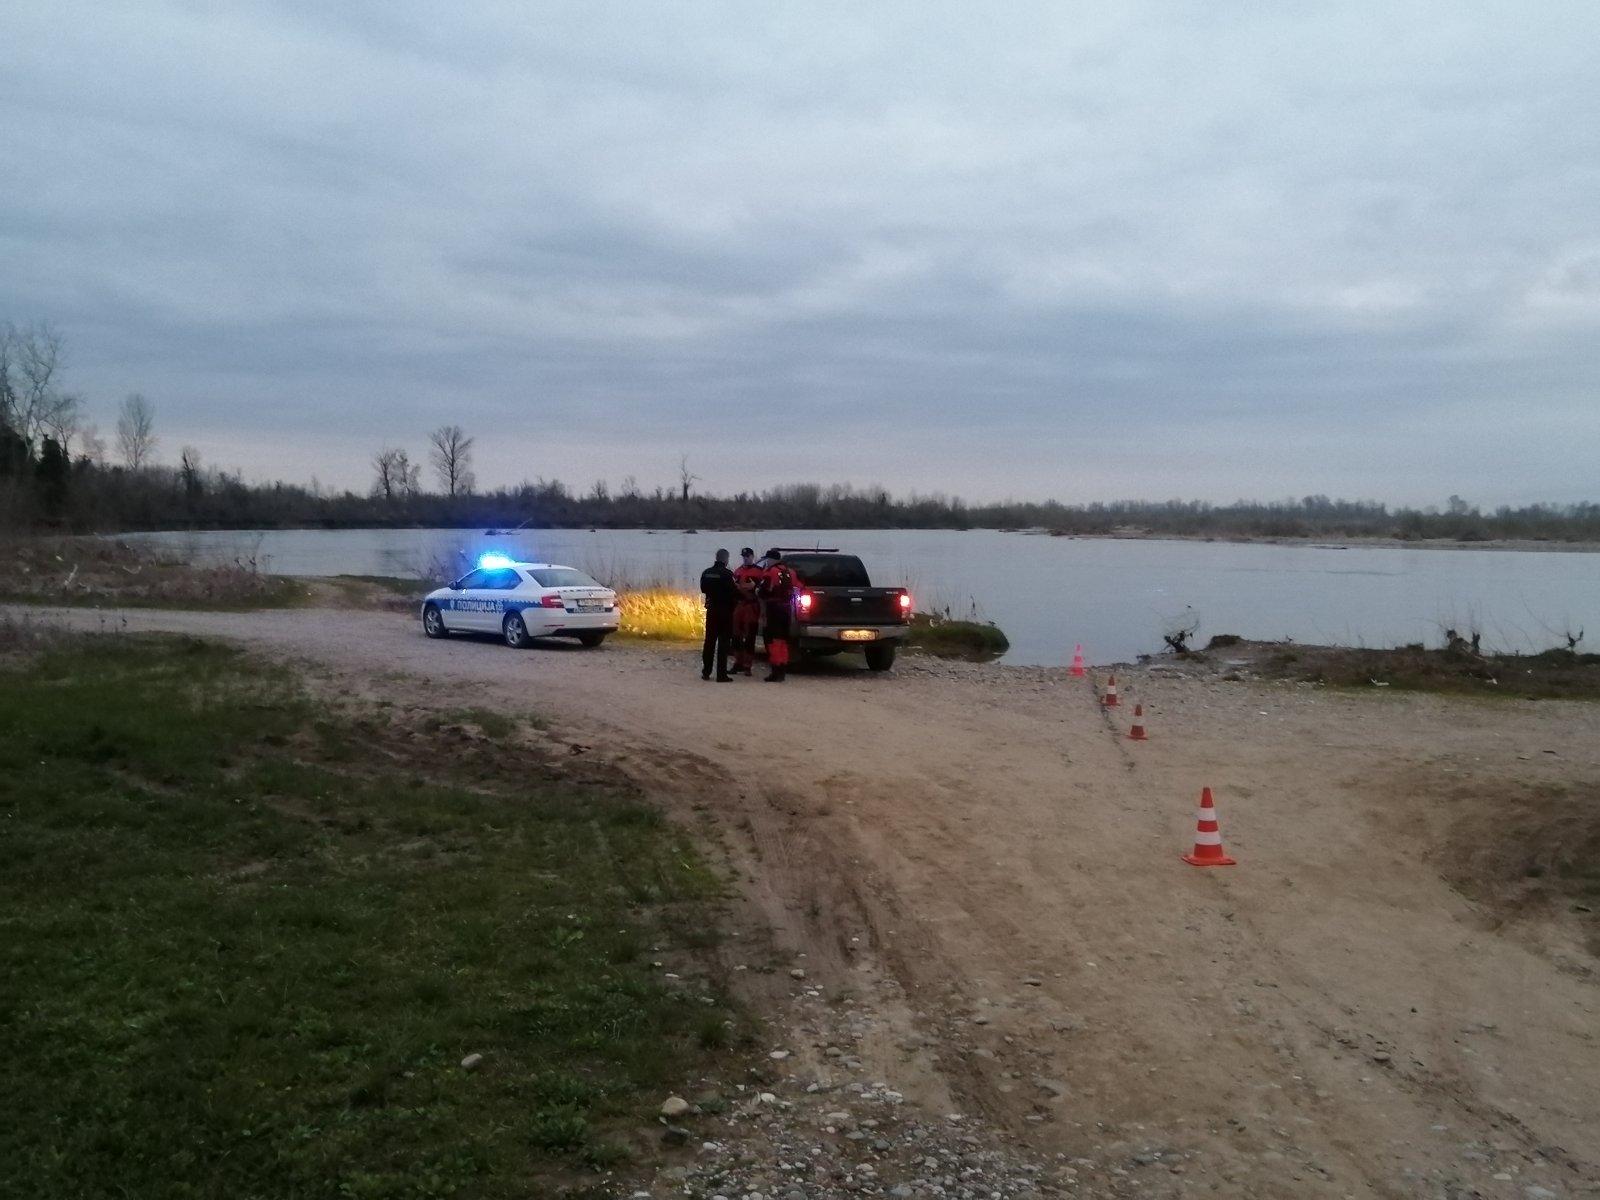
left=898, top=593, right=913, bottom=613
left=797, top=591, right=814, bottom=613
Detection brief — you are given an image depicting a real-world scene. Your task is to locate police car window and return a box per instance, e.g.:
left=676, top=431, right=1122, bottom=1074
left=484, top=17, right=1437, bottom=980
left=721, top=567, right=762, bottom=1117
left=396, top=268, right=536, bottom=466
left=456, top=569, right=491, bottom=588
left=529, top=568, right=602, bottom=588
left=483, top=569, right=521, bottom=590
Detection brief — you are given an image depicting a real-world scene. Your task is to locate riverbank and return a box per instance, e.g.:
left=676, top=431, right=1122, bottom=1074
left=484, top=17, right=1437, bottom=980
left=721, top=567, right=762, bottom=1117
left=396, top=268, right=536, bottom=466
left=7, top=601, right=1600, bottom=1198
left=17, top=529, right=1600, bottom=667
left=1126, top=635, right=1600, bottom=702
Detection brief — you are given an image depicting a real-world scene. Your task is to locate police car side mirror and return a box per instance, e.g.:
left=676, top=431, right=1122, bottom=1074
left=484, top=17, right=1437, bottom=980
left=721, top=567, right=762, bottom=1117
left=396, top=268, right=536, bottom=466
left=449, top=579, right=463, bottom=590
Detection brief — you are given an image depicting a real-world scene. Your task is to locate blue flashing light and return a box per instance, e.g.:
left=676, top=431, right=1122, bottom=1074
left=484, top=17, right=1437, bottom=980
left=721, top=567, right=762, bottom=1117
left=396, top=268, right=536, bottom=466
left=477, top=552, right=516, bottom=570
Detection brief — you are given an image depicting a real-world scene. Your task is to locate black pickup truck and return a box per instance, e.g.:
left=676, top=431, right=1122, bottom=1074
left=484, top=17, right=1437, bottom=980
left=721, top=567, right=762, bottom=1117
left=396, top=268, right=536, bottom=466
left=779, top=551, right=913, bottom=671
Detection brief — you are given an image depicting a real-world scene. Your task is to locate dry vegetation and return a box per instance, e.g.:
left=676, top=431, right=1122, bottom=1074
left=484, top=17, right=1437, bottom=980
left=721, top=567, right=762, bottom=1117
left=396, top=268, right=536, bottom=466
left=0, top=535, right=302, bottom=609
left=1243, top=640, right=1600, bottom=701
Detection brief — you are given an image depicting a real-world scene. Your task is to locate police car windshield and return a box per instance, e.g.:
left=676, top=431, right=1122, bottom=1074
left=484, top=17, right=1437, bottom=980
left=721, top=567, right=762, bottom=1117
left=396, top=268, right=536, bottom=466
left=528, top=568, right=602, bottom=588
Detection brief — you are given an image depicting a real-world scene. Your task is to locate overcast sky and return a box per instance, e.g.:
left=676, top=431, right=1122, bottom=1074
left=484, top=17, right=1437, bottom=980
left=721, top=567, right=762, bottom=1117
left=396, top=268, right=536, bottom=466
left=4, top=2, right=1597, bottom=505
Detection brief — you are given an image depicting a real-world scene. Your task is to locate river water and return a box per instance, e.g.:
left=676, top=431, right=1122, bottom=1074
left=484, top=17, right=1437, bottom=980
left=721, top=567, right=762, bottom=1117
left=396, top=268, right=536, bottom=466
left=123, top=527, right=1599, bottom=667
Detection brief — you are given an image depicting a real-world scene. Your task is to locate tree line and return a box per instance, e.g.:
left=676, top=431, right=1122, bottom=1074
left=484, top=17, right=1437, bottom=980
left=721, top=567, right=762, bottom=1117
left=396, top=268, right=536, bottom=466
left=4, top=320, right=1599, bottom=542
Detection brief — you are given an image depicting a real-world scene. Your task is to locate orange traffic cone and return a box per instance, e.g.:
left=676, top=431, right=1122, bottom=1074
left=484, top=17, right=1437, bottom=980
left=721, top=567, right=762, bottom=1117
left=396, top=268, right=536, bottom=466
left=1069, top=644, right=1086, bottom=677
left=1128, top=704, right=1148, bottom=740
left=1182, top=787, right=1236, bottom=867
left=1102, top=674, right=1120, bottom=707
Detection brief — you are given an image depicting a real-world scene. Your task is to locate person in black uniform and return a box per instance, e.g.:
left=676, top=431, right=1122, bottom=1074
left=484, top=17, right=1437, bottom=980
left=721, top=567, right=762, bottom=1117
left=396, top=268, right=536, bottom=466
left=699, top=548, right=737, bottom=681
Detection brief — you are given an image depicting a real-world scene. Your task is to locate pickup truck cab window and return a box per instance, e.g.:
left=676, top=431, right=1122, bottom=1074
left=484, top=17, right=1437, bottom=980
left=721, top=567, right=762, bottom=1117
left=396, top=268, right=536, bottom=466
left=783, top=554, right=870, bottom=587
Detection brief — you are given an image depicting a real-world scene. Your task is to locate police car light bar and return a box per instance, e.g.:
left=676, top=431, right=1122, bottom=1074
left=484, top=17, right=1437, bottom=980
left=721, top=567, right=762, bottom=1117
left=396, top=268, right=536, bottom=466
left=477, top=552, right=517, bottom=569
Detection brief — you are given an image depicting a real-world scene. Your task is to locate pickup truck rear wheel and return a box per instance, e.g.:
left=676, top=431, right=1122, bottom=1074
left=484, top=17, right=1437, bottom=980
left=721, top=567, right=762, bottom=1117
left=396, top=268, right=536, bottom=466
left=864, top=643, right=897, bottom=672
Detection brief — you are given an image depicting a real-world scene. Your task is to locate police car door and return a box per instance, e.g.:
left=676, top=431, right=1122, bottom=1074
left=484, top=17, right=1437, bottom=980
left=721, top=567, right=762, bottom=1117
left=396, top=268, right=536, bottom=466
left=462, top=567, right=522, bottom=631
left=446, top=568, right=497, bottom=631
left=480, top=568, right=523, bottom=628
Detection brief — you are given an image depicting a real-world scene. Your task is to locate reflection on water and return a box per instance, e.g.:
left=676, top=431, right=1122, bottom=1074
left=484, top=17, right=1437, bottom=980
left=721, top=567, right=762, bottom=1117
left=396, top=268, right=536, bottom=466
left=123, top=527, right=1600, bottom=668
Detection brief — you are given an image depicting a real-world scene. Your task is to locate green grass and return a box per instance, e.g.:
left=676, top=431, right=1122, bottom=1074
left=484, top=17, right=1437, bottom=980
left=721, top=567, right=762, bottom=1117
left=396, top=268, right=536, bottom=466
left=904, top=613, right=1010, bottom=661
left=0, top=635, right=739, bottom=1200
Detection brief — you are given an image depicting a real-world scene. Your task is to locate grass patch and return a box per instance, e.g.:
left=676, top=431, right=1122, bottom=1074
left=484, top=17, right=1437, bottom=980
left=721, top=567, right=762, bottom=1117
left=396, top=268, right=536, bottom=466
left=0, top=634, right=739, bottom=1198
left=905, top=613, right=1010, bottom=661
left=1252, top=642, right=1600, bottom=701
left=335, top=574, right=435, bottom=596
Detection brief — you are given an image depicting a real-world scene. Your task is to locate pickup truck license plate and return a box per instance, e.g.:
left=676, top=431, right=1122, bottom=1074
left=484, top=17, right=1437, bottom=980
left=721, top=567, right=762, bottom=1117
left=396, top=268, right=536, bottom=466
left=574, top=599, right=603, bottom=612
left=840, top=629, right=878, bottom=642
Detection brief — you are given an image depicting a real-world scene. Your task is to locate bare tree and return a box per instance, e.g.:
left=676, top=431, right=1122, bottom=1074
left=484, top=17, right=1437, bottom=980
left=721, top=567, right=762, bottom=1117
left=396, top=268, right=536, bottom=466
left=78, top=423, right=108, bottom=466
left=678, top=453, right=700, bottom=503
left=41, top=392, right=83, bottom=458
left=116, top=393, right=158, bottom=469
left=372, top=446, right=420, bottom=502
left=428, top=425, right=475, bottom=497
left=0, top=322, right=77, bottom=450
left=178, top=446, right=204, bottom=504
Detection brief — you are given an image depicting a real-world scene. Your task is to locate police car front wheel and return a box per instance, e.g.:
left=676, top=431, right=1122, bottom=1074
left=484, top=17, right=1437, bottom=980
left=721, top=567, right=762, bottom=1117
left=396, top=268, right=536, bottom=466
left=503, top=612, right=532, bottom=649
left=422, top=605, right=448, bottom=639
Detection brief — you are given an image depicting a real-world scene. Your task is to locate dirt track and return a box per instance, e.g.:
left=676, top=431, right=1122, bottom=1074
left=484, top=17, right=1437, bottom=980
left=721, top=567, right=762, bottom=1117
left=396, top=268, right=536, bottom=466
left=14, top=604, right=1600, bottom=1199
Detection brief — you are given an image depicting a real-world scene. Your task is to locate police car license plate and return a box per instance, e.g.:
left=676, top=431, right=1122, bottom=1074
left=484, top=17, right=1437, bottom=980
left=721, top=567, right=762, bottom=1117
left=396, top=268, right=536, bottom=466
left=840, top=629, right=877, bottom=641
left=575, top=599, right=603, bottom=612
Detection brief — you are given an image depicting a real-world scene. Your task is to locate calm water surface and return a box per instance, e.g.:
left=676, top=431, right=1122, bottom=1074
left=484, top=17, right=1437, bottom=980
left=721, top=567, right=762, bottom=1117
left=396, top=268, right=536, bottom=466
left=124, top=527, right=1600, bottom=667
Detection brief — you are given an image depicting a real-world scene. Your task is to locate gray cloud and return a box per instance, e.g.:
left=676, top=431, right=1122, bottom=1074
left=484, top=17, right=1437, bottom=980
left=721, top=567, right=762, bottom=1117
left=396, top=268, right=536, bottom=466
left=2, top=0, right=1597, bottom=504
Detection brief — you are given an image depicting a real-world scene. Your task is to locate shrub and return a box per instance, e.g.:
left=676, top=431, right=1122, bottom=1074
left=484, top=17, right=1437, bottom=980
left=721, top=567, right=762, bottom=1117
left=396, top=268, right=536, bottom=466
left=905, top=614, right=1009, bottom=661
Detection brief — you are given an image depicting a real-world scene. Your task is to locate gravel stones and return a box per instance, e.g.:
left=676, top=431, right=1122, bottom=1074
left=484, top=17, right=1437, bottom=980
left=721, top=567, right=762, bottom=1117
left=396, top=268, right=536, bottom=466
left=661, top=1095, right=691, bottom=1118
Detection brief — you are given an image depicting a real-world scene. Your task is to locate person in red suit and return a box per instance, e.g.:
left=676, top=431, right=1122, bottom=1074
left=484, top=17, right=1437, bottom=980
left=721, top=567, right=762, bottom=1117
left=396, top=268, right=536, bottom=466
left=759, top=548, right=798, bottom=683
left=730, top=547, right=764, bottom=676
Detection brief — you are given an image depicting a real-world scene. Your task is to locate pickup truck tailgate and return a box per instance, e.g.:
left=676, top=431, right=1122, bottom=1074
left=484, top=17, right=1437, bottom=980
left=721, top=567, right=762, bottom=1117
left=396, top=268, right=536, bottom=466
left=808, top=588, right=902, bottom=624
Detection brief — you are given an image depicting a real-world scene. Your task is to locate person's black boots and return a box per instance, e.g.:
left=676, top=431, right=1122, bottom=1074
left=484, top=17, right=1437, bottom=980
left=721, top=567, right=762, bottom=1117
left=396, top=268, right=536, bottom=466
left=764, top=666, right=786, bottom=683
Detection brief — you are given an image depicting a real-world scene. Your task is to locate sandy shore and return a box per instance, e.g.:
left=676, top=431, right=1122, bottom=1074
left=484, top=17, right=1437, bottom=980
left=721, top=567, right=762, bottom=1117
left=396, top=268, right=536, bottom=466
left=9, top=602, right=1599, bottom=1198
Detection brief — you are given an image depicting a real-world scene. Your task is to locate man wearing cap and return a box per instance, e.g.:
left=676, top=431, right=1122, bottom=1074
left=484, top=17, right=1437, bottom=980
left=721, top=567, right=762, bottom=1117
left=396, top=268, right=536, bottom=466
left=730, top=546, right=764, bottom=676
left=699, top=548, right=737, bottom=682
left=758, top=547, right=797, bottom=683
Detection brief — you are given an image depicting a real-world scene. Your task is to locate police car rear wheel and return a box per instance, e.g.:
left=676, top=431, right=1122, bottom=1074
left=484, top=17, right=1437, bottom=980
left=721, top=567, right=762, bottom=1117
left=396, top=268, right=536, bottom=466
left=422, top=605, right=448, bottom=638
left=503, top=613, right=531, bottom=649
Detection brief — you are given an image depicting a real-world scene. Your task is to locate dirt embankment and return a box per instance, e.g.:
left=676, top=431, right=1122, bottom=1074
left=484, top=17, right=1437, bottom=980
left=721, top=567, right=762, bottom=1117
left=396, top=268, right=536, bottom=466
left=8, top=602, right=1600, bottom=1199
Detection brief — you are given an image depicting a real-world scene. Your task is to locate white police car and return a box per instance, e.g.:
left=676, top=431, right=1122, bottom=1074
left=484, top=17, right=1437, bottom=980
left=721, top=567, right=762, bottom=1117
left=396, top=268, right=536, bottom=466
left=420, top=556, right=620, bottom=649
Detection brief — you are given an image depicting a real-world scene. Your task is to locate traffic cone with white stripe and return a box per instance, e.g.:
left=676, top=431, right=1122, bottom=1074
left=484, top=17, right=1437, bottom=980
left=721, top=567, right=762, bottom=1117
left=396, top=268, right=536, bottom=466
left=1128, top=704, right=1148, bottom=741
left=1182, top=787, right=1236, bottom=867
left=1102, top=674, right=1120, bottom=707
left=1069, top=644, right=1086, bottom=677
